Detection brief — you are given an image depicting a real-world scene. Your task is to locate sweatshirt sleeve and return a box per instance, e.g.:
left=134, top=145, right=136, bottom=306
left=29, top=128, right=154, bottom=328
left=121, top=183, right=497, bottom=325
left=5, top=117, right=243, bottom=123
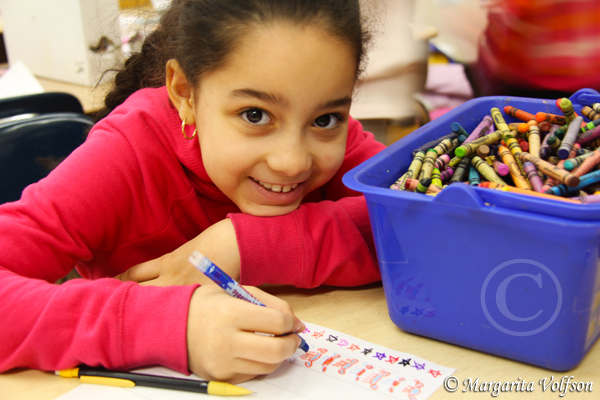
left=230, top=118, right=385, bottom=288
left=0, top=111, right=194, bottom=373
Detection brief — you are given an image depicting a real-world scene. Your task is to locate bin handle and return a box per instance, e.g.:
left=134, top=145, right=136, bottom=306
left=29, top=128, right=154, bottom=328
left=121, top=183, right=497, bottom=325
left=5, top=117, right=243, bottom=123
left=569, top=88, right=600, bottom=106
left=433, top=182, right=485, bottom=209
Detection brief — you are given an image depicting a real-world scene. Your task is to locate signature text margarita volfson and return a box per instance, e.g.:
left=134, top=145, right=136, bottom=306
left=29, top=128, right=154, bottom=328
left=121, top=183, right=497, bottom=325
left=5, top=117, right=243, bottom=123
left=443, top=375, right=593, bottom=397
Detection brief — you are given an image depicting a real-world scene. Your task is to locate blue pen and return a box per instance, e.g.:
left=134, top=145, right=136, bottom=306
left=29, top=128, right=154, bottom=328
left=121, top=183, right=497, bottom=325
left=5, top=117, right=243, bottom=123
left=188, top=250, right=308, bottom=352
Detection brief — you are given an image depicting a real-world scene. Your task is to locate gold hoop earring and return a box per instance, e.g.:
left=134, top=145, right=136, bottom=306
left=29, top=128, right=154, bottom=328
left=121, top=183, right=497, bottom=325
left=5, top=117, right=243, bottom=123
left=181, top=118, right=197, bottom=140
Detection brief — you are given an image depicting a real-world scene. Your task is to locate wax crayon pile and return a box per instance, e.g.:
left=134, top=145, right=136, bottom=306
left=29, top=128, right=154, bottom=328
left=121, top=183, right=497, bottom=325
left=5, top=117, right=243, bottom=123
left=389, top=96, right=600, bottom=204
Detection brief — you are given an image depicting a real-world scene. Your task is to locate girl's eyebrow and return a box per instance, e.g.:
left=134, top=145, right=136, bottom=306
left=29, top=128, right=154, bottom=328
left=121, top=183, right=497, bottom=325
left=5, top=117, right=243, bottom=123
left=229, top=88, right=352, bottom=110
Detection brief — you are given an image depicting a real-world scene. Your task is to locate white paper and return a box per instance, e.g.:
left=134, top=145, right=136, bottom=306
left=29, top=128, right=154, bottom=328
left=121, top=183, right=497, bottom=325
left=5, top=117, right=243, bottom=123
left=0, top=60, right=44, bottom=99
left=55, top=322, right=455, bottom=400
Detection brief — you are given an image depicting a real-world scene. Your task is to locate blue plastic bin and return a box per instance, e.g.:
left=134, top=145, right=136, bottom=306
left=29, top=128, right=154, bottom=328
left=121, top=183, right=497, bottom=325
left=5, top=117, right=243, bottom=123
left=343, top=89, right=600, bottom=371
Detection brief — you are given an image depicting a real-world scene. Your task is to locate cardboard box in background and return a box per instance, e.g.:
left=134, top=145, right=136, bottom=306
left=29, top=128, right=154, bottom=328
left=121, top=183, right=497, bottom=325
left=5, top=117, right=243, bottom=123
left=0, top=0, right=122, bottom=87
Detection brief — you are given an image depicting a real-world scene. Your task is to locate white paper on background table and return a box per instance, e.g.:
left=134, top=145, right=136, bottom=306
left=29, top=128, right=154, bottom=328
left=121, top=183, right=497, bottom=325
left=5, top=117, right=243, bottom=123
left=55, top=321, right=455, bottom=399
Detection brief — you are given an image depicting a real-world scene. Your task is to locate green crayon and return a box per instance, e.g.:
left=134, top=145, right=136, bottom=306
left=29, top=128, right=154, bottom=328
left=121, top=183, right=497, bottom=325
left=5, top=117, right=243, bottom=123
left=415, top=178, right=432, bottom=194
left=454, top=129, right=503, bottom=158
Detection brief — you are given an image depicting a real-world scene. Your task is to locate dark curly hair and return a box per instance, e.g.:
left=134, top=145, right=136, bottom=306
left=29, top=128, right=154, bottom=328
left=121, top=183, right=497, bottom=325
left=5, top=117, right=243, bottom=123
left=94, top=0, right=372, bottom=122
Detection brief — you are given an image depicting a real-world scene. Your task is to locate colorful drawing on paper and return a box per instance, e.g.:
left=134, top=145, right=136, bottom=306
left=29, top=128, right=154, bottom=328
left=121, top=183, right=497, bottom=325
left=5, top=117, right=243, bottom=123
left=287, top=322, right=456, bottom=399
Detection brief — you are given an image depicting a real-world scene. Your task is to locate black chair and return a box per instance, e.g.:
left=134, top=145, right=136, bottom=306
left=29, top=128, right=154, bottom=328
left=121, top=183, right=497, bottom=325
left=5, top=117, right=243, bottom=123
left=0, top=92, right=85, bottom=121
left=0, top=113, right=93, bottom=204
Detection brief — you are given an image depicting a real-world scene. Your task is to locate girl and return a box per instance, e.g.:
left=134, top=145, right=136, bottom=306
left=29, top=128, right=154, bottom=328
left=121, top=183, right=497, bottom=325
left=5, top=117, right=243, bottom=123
left=0, top=0, right=384, bottom=383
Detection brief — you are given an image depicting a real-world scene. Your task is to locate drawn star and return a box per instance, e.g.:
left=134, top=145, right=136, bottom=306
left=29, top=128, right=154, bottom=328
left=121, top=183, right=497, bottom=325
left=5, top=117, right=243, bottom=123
left=362, top=348, right=373, bottom=356
left=400, top=358, right=411, bottom=367
left=349, top=344, right=360, bottom=351
left=373, top=352, right=386, bottom=361
left=429, top=369, right=442, bottom=378
left=312, top=331, right=324, bottom=339
left=412, top=361, right=425, bottom=370
left=400, top=306, right=410, bottom=315
left=424, top=310, right=436, bottom=318
left=326, top=335, right=339, bottom=343
left=338, top=339, right=349, bottom=346
left=411, top=308, right=424, bottom=317
left=386, top=356, right=399, bottom=364
left=303, top=328, right=311, bottom=334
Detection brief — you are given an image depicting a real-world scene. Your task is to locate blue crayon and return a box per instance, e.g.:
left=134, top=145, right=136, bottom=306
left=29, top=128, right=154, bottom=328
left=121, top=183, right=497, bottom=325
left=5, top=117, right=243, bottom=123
left=544, top=169, right=600, bottom=197
left=188, top=251, right=309, bottom=352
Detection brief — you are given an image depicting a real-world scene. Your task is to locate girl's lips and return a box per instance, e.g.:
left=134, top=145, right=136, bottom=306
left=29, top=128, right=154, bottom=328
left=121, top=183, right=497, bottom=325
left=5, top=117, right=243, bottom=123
left=248, top=177, right=305, bottom=203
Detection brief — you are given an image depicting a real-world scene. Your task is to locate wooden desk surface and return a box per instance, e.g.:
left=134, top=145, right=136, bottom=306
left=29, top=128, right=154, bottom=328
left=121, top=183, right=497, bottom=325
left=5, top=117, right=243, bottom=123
left=1, top=283, right=598, bottom=399
left=36, top=77, right=111, bottom=116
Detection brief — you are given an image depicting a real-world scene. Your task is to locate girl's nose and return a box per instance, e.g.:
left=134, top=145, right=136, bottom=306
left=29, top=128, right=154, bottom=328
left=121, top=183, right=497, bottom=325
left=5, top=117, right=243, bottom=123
left=266, top=130, right=311, bottom=177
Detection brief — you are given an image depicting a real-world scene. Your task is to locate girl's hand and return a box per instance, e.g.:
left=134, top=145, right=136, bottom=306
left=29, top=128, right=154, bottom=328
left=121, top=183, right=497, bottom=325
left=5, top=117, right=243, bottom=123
left=115, top=219, right=240, bottom=286
left=187, top=284, right=306, bottom=383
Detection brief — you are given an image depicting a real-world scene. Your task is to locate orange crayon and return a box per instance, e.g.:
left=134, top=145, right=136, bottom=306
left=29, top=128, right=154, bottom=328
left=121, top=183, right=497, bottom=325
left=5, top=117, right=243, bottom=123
left=503, top=105, right=535, bottom=122
left=498, top=145, right=531, bottom=190
left=478, top=182, right=581, bottom=204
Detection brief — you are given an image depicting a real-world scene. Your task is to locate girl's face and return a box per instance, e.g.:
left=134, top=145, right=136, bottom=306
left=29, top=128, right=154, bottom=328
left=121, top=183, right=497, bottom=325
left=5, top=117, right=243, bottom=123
left=192, top=24, right=357, bottom=217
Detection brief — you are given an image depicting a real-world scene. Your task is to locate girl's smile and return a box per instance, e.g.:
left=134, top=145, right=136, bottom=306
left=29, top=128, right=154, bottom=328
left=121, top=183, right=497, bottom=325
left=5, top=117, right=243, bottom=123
left=182, top=23, right=358, bottom=217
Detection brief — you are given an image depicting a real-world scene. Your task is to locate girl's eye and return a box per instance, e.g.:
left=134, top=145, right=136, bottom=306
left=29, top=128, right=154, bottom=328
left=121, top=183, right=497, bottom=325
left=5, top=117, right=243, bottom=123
left=313, top=114, right=340, bottom=129
left=241, top=109, right=272, bottom=125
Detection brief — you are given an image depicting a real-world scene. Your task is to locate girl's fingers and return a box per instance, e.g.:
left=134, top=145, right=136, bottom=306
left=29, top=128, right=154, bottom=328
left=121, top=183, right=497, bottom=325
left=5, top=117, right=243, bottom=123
left=233, top=301, right=297, bottom=336
left=230, top=330, right=301, bottom=365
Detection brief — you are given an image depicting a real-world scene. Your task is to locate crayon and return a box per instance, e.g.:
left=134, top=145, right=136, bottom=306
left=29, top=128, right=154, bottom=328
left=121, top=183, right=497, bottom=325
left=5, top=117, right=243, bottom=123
left=523, top=161, right=544, bottom=192
left=449, top=157, right=471, bottom=183
left=464, top=117, right=493, bottom=143
left=504, top=135, right=530, bottom=180
left=573, top=149, right=600, bottom=177
left=432, top=138, right=454, bottom=156
left=558, top=98, right=577, bottom=124
left=545, top=169, right=600, bottom=197
left=420, top=149, right=438, bottom=180
left=519, top=152, right=580, bottom=187
left=503, top=105, right=535, bottom=122
left=576, top=124, right=600, bottom=145
left=557, top=116, right=584, bottom=159
left=547, top=135, right=561, bottom=154
left=415, top=178, right=432, bottom=194
left=564, top=151, right=594, bottom=171
left=431, top=168, right=443, bottom=189
left=434, top=153, right=451, bottom=170
left=539, top=145, right=579, bottom=193
left=527, top=122, right=541, bottom=158
left=403, top=178, right=442, bottom=194
left=539, top=124, right=559, bottom=159
left=450, top=122, right=468, bottom=138
left=412, top=133, right=457, bottom=157
left=580, top=119, right=600, bottom=133
left=478, top=182, right=580, bottom=204
left=538, top=121, right=551, bottom=133
left=390, top=151, right=424, bottom=190
left=439, top=166, right=454, bottom=182
left=454, top=129, right=503, bottom=158
left=581, top=105, right=600, bottom=121
left=477, top=144, right=490, bottom=158
left=553, top=126, right=567, bottom=141
left=498, top=145, right=531, bottom=190
left=491, top=158, right=510, bottom=176
left=491, top=107, right=512, bottom=138
left=471, top=155, right=505, bottom=185
left=535, top=111, right=566, bottom=126
left=468, top=165, right=480, bottom=186
left=593, top=103, right=600, bottom=113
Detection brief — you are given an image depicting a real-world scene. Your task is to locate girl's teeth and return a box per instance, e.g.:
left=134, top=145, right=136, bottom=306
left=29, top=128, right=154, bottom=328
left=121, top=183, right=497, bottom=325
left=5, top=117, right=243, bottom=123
left=259, top=180, right=272, bottom=189
left=256, top=179, right=298, bottom=193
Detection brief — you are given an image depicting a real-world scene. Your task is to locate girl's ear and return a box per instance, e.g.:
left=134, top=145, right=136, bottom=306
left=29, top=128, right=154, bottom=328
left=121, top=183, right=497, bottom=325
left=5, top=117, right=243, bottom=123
left=166, top=59, right=196, bottom=125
